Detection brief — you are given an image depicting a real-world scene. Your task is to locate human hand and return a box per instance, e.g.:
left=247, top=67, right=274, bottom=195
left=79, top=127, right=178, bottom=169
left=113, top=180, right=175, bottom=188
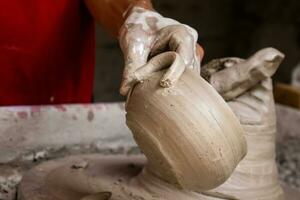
left=119, top=6, right=204, bottom=95
left=200, top=48, right=285, bottom=199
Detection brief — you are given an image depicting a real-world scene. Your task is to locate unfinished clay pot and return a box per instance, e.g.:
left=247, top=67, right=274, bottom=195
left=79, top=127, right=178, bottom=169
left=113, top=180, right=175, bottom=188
left=126, top=52, right=247, bottom=192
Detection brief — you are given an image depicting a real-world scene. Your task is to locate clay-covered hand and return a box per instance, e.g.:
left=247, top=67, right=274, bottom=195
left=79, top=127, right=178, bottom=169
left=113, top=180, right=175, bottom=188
left=201, top=48, right=285, bottom=199
left=119, top=6, right=203, bottom=95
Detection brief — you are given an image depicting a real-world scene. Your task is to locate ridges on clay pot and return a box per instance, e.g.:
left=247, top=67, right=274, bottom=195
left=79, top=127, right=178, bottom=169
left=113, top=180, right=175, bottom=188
left=125, top=52, right=247, bottom=192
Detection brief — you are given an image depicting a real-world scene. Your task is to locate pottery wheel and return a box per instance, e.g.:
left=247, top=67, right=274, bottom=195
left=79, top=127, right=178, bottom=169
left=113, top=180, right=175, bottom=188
left=18, top=154, right=204, bottom=200
left=18, top=154, right=300, bottom=200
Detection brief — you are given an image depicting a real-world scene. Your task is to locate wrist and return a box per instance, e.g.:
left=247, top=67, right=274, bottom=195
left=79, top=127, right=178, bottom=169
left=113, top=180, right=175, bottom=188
left=132, top=0, right=154, bottom=10
left=123, top=1, right=154, bottom=20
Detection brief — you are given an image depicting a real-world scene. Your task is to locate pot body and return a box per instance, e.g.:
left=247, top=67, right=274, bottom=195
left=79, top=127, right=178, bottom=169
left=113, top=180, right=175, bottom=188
left=126, top=68, right=247, bottom=191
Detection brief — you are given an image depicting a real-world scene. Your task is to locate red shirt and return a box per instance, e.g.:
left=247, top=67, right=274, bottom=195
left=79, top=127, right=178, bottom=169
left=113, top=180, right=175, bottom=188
left=0, top=1, right=95, bottom=105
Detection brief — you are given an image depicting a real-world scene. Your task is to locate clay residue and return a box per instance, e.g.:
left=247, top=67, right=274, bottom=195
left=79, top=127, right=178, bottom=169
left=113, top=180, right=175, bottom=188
left=72, top=115, right=77, bottom=121
left=17, top=111, right=28, bottom=119
left=145, top=16, right=159, bottom=31
left=126, top=67, right=246, bottom=192
left=54, top=105, right=67, bottom=112
left=30, top=106, right=41, bottom=117
left=87, top=110, right=94, bottom=122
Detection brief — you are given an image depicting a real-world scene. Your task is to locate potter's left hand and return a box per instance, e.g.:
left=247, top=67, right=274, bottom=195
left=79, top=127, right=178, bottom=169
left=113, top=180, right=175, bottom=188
left=119, top=6, right=204, bottom=95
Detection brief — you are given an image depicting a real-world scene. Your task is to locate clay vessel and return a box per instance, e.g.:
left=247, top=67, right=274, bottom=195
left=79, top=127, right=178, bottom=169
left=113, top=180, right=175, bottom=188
left=126, top=52, right=247, bottom=192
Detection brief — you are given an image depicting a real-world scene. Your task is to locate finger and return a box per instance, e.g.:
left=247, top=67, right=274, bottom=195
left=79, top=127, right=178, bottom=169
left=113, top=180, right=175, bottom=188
left=160, top=52, right=186, bottom=87
left=196, top=44, right=204, bottom=61
left=150, top=25, right=197, bottom=70
left=209, top=48, right=284, bottom=101
left=119, top=22, right=155, bottom=96
left=120, top=41, right=151, bottom=96
left=149, top=31, right=169, bottom=57
left=192, top=44, right=204, bottom=74
left=192, top=53, right=200, bottom=74
left=133, top=52, right=185, bottom=87
left=174, top=36, right=195, bottom=68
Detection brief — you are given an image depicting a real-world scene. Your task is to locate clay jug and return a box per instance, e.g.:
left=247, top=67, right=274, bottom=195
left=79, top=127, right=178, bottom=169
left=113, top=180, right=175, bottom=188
left=126, top=52, right=247, bottom=192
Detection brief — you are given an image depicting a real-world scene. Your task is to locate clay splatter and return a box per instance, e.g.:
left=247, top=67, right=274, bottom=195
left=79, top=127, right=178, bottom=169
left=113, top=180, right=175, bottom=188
left=17, top=112, right=28, bottom=119
left=87, top=110, right=94, bottom=122
left=54, top=105, right=67, bottom=112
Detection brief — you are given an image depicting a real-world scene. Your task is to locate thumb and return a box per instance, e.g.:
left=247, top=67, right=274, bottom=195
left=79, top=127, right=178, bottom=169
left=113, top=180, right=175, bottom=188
left=120, top=42, right=150, bottom=96
left=134, top=52, right=186, bottom=88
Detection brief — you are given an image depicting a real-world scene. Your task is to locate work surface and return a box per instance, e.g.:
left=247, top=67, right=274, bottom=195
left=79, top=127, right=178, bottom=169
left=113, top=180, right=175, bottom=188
left=0, top=103, right=299, bottom=199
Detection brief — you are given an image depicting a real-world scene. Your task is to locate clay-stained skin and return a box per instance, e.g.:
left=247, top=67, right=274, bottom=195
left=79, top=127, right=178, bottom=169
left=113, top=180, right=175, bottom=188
left=84, top=0, right=154, bottom=36
left=85, top=0, right=203, bottom=95
left=119, top=7, right=202, bottom=95
left=145, top=17, right=158, bottom=30
left=200, top=47, right=285, bottom=200
left=133, top=52, right=186, bottom=88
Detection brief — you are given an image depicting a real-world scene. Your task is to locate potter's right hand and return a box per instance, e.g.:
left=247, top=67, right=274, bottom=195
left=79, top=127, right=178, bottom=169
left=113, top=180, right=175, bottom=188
left=119, top=6, right=204, bottom=96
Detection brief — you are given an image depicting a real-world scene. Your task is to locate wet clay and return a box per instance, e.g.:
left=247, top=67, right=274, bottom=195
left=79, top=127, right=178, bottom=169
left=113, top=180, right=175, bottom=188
left=18, top=155, right=300, bottom=200
left=119, top=7, right=201, bottom=95
left=18, top=155, right=206, bottom=200
left=200, top=48, right=286, bottom=200
left=19, top=53, right=246, bottom=200
left=126, top=52, right=247, bottom=192
left=19, top=48, right=295, bottom=200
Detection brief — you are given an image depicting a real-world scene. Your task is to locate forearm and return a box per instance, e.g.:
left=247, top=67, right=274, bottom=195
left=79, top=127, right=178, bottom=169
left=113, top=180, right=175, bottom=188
left=85, top=0, right=154, bottom=36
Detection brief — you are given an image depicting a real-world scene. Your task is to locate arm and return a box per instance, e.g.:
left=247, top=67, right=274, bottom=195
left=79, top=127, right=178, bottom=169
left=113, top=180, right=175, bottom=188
left=85, top=0, right=204, bottom=95
left=84, top=0, right=153, bottom=36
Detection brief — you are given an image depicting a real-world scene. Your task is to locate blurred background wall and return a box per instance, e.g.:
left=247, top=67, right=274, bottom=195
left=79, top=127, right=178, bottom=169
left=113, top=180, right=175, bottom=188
left=94, top=0, right=300, bottom=102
